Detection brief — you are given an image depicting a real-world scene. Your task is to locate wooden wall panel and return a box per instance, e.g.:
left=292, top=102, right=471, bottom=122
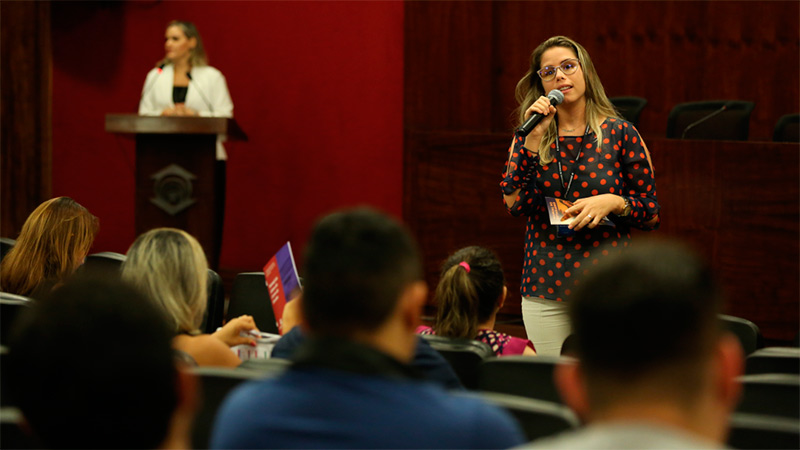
left=404, top=1, right=495, bottom=131
left=1, top=2, right=52, bottom=238
left=489, top=1, right=799, bottom=139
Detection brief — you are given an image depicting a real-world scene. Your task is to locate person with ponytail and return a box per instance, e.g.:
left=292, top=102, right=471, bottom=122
left=417, top=246, right=535, bottom=356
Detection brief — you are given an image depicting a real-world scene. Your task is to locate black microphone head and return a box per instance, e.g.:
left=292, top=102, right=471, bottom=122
left=186, top=72, right=193, bottom=80
left=547, top=89, right=565, bottom=105
left=158, top=63, right=166, bottom=70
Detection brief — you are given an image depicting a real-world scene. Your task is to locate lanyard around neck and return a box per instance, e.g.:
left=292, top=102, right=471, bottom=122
left=556, top=125, right=591, bottom=197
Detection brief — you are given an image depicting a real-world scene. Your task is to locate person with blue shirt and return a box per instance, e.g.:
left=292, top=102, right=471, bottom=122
left=211, top=207, right=525, bottom=449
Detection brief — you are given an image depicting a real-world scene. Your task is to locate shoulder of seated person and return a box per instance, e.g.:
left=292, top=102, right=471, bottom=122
left=173, top=333, right=240, bottom=367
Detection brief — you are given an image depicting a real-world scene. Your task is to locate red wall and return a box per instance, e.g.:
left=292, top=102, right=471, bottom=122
left=50, top=1, right=404, bottom=271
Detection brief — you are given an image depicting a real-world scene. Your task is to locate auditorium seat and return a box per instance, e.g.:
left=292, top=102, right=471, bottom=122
left=201, top=269, right=225, bottom=334
left=719, top=314, right=763, bottom=356
left=0, top=407, right=40, bottom=449
left=746, top=347, right=800, bottom=375
left=189, top=366, right=270, bottom=449
left=773, top=113, right=800, bottom=142
left=0, top=237, right=15, bottom=262
left=456, top=391, right=580, bottom=442
left=80, top=251, right=126, bottom=279
left=666, top=100, right=755, bottom=140
left=0, top=293, right=34, bottom=345
left=237, top=357, right=292, bottom=376
left=609, top=96, right=647, bottom=128
left=420, top=334, right=494, bottom=390
left=478, top=355, right=565, bottom=404
left=727, top=412, right=800, bottom=449
left=736, top=374, right=800, bottom=419
left=227, top=272, right=279, bottom=334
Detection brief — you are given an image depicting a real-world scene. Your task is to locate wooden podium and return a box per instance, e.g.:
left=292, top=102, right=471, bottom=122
left=105, top=114, right=246, bottom=269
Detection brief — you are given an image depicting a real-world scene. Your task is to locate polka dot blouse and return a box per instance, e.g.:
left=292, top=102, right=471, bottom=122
left=500, top=118, right=660, bottom=302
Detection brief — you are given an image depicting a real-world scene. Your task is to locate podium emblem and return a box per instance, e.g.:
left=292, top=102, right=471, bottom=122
left=150, top=164, right=197, bottom=215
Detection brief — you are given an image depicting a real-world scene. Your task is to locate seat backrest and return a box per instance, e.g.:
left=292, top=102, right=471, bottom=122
left=773, top=113, right=800, bottom=142
left=201, top=269, right=225, bottom=334
left=421, top=334, right=493, bottom=390
left=609, top=96, right=647, bottom=127
left=457, top=391, right=579, bottom=442
left=479, top=355, right=565, bottom=404
left=727, top=412, right=800, bottom=449
left=0, top=407, right=41, bottom=449
left=0, top=237, right=15, bottom=262
left=745, top=347, right=800, bottom=375
left=719, top=314, right=763, bottom=356
left=189, top=366, right=268, bottom=449
left=0, top=293, right=34, bottom=345
left=79, top=251, right=127, bottom=279
left=237, top=357, right=292, bottom=377
left=227, top=272, right=278, bottom=334
left=666, top=100, right=755, bottom=140
left=736, top=374, right=800, bottom=419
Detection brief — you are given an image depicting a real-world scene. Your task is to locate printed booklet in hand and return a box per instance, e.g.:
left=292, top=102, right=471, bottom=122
left=263, top=241, right=302, bottom=334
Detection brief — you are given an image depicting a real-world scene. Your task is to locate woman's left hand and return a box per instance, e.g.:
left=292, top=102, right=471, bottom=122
left=212, top=315, right=260, bottom=347
left=174, top=104, right=198, bottom=116
left=562, top=194, right=624, bottom=231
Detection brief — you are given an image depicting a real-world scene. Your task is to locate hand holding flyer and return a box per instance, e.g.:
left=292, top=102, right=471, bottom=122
left=546, top=197, right=615, bottom=227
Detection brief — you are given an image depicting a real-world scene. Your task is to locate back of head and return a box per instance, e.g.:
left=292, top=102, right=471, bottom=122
left=6, top=276, right=178, bottom=449
left=302, top=207, right=422, bottom=337
left=434, top=246, right=504, bottom=339
left=570, top=239, right=723, bottom=406
left=0, top=197, right=98, bottom=297
left=121, top=228, right=208, bottom=334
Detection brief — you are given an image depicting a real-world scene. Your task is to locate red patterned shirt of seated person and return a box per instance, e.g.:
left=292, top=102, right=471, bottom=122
left=417, top=246, right=535, bottom=356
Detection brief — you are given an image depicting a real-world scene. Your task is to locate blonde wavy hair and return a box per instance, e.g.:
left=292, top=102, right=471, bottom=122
left=513, top=36, right=619, bottom=164
left=157, top=20, right=208, bottom=68
left=121, top=228, right=208, bottom=334
left=0, top=197, right=98, bottom=297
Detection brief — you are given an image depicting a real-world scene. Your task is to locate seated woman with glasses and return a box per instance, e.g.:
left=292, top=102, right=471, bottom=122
left=0, top=197, right=98, bottom=298
left=121, top=228, right=259, bottom=367
left=417, top=246, right=535, bottom=356
left=500, top=36, right=661, bottom=356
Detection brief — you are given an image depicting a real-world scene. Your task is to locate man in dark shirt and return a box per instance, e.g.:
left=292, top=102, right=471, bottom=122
left=211, top=208, right=524, bottom=449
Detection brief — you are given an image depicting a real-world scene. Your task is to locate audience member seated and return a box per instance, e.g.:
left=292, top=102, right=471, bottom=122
left=272, top=297, right=464, bottom=390
left=211, top=208, right=525, bottom=449
left=0, top=197, right=98, bottom=298
left=524, top=240, right=743, bottom=449
left=121, top=228, right=259, bottom=367
left=417, top=246, right=535, bottom=356
left=5, top=277, right=196, bottom=449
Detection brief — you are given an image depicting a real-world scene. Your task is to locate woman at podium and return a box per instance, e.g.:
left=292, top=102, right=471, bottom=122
left=138, top=20, right=233, bottom=160
left=138, top=21, right=233, bottom=269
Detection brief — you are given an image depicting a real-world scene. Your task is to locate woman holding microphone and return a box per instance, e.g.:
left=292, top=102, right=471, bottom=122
left=501, top=36, right=660, bottom=355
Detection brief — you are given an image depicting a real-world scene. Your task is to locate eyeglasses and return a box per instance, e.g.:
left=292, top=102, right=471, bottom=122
left=537, top=59, right=581, bottom=82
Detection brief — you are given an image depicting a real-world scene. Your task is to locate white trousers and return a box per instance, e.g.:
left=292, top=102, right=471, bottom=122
left=521, top=296, right=572, bottom=356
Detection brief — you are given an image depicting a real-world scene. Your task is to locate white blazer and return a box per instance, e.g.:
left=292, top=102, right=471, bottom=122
left=138, top=64, right=234, bottom=159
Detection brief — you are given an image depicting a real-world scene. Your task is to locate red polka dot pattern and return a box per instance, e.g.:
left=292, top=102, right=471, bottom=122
left=501, top=118, right=660, bottom=301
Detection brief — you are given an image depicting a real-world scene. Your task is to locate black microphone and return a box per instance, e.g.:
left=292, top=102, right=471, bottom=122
left=186, top=72, right=214, bottom=114
left=139, top=63, right=166, bottom=109
left=680, top=102, right=733, bottom=139
left=516, top=89, right=565, bottom=137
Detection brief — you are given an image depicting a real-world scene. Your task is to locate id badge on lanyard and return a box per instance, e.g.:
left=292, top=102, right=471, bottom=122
left=556, top=125, right=590, bottom=238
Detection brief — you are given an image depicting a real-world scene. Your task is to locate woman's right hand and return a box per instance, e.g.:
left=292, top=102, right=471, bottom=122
left=212, top=315, right=260, bottom=347
left=523, top=95, right=558, bottom=149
